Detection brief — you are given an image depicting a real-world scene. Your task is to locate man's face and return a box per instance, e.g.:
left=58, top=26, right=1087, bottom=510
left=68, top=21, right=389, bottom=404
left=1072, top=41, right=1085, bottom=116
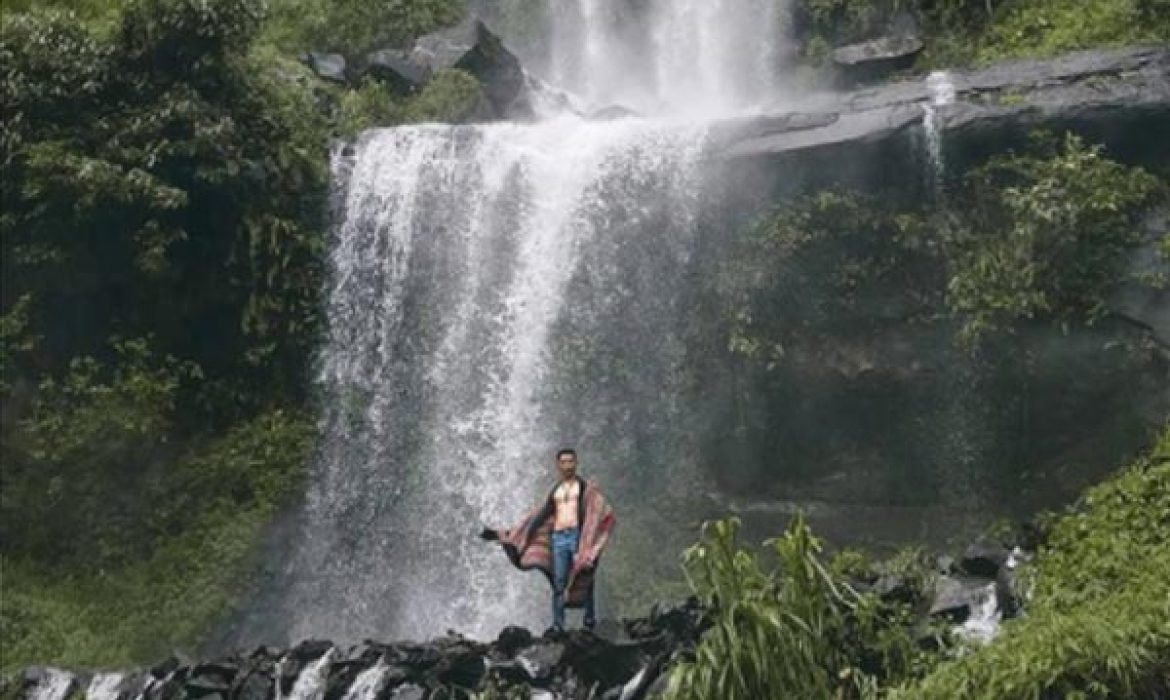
left=557, top=453, right=578, bottom=480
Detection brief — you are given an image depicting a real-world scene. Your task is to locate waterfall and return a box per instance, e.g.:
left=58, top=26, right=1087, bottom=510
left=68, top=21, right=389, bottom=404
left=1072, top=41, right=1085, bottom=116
left=543, top=0, right=787, bottom=116
left=30, top=670, right=73, bottom=700
left=340, top=659, right=392, bottom=700
left=957, top=582, right=1002, bottom=645
left=922, top=70, right=955, bottom=194
left=265, top=1, right=793, bottom=644
left=283, top=115, right=707, bottom=641
left=284, top=649, right=335, bottom=700
left=85, top=673, right=124, bottom=700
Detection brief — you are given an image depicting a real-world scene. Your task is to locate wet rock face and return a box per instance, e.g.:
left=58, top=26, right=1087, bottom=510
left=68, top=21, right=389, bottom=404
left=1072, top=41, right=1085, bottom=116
left=715, top=46, right=1170, bottom=178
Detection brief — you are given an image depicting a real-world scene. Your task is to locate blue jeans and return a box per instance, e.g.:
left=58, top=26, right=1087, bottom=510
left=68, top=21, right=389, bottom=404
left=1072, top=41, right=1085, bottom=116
left=552, top=527, right=595, bottom=630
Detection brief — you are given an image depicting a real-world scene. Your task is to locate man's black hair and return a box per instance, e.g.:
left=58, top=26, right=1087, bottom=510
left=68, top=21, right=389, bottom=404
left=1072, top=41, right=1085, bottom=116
left=556, top=448, right=577, bottom=460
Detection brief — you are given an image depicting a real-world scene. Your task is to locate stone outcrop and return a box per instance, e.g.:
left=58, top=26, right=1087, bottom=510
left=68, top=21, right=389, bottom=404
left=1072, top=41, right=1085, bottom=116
left=831, top=34, right=924, bottom=84
left=713, top=46, right=1170, bottom=178
left=360, top=18, right=529, bottom=119
left=10, top=601, right=707, bottom=700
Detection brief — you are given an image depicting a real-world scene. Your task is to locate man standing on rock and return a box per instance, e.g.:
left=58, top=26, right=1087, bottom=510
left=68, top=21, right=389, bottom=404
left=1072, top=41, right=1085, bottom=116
left=480, top=448, right=616, bottom=632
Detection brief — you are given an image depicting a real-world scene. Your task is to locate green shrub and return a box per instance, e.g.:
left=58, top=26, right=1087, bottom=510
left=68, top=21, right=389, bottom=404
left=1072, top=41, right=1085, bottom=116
left=945, top=133, right=1163, bottom=345
left=977, top=0, right=1170, bottom=63
left=1, top=2, right=329, bottom=396
left=664, top=517, right=931, bottom=700
left=792, top=0, right=1170, bottom=69
left=400, top=69, right=484, bottom=123
left=262, top=0, right=463, bottom=54
left=1, top=338, right=199, bottom=566
left=720, top=190, right=935, bottom=365
left=0, top=408, right=314, bottom=670
left=890, top=427, right=1170, bottom=698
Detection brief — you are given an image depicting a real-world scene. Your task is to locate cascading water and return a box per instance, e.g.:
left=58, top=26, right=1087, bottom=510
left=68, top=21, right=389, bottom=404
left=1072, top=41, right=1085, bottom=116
left=340, top=659, right=393, bottom=700
left=30, top=669, right=74, bottom=700
left=285, top=649, right=336, bottom=700
left=265, top=1, right=791, bottom=643
left=957, top=582, right=1002, bottom=645
left=85, top=673, right=124, bottom=700
left=543, top=0, right=787, bottom=115
left=922, top=70, right=956, bottom=194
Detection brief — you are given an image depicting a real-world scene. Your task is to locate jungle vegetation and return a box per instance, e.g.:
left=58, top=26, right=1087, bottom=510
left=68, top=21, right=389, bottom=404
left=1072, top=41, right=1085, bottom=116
left=1, top=0, right=1168, bottom=683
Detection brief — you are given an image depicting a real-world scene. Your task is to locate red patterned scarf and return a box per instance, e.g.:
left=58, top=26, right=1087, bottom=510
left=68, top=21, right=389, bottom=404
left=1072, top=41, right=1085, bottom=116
left=497, top=479, right=615, bottom=606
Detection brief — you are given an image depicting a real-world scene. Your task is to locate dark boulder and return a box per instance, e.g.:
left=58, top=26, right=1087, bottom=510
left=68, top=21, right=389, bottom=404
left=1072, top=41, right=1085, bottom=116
left=832, top=35, right=924, bottom=85
left=494, top=626, right=533, bottom=656
left=365, top=50, right=428, bottom=96
left=184, top=661, right=237, bottom=698
left=410, top=18, right=527, bottom=119
left=959, top=540, right=1009, bottom=578
left=874, top=573, right=918, bottom=605
left=929, top=575, right=997, bottom=623
left=230, top=671, right=271, bottom=700
left=428, top=636, right=487, bottom=689
left=561, top=632, right=647, bottom=691
left=304, top=52, right=348, bottom=84
left=150, top=656, right=185, bottom=680
left=513, top=641, right=565, bottom=684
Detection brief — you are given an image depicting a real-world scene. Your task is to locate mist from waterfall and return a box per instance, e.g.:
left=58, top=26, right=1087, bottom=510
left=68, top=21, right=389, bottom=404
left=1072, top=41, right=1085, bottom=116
left=260, top=1, right=792, bottom=643
left=542, top=0, right=788, bottom=116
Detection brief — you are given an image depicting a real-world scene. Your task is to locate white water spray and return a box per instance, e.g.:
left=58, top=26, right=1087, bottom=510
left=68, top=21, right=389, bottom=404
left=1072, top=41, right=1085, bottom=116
left=341, top=659, right=392, bottom=700
left=85, top=673, right=124, bottom=700
left=957, top=582, right=1002, bottom=645
left=285, top=649, right=335, bottom=700
left=543, top=0, right=787, bottom=116
left=922, top=70, right=955, bottom=194
left=273, top=0, right=792, bottom=644
left=30, top=670, right=73, bottom=700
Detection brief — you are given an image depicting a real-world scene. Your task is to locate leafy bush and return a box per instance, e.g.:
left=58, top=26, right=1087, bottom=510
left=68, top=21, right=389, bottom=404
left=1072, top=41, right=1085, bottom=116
left=975, top=0, right=1170, bottom=63
left=400, top=69, right=485, bottom=123
left=792, top=0, right=1170, bottom=68
left=1, top=0, right=329, bottom=397
left=0, top=408, right=314, bottom=670
left=262, top=0, right=463, bottom=54
left=1, top=338, right=199, bottom=566
left=721, top=134, right=1165, bottom=357
left=336, top=69, right=484, bottom=136
left=664, top=517, right=932, bottom=699
left=721, top=190, right=935, bottom=365
left=944, top=133, right=1163, bottom=345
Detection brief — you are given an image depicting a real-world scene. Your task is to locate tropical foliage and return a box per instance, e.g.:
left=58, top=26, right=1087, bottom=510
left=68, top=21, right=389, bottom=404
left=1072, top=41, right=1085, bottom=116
left=0, top=0, right=469, bottom=670
left=889, top=427, right=1170, bottom=698
left=723, top=133, right=1166, bottom=354
left=794, top=0, right=1170, bottom=67
left=665, top=517, right=935, bottom=699
left=945, top=134, right=1164, bottom=344
left=667, top=428, right=1170, bottom=698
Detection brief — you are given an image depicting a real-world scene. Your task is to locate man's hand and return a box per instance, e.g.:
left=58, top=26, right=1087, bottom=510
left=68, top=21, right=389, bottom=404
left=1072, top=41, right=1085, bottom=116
left=479, top=527, right=499, bottom=542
